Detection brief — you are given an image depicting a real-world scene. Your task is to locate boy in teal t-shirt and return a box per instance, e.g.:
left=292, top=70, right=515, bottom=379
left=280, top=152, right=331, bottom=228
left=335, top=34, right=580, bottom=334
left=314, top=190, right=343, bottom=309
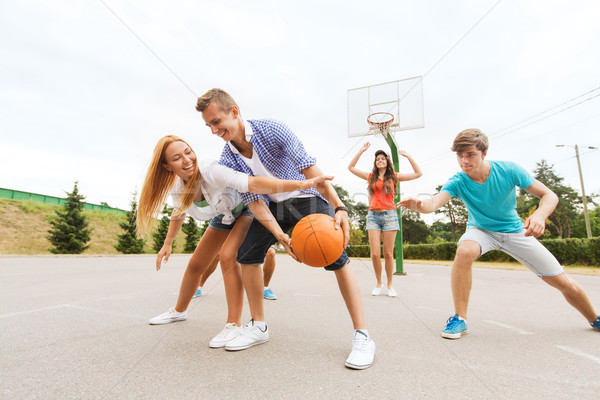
left=400, top=129, right=600, bottom=339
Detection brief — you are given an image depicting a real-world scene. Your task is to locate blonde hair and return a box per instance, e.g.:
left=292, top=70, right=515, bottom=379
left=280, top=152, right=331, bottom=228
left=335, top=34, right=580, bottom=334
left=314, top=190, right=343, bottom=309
left=196, top=88, right=238, bottom=113
left=137, top=135, right=201, bottom=237
left=451, top=128, right=489, bottom=153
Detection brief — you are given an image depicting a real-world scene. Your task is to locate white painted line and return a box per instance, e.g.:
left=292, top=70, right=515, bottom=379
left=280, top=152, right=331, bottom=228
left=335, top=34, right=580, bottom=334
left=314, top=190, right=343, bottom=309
left=0, top=304, right=70, bottom=319
left=294, top=293, right=322, bottom=297
left=556, top=345, right=600, bottom=365
left=64, top=304, right=148, bottom=320
left=484, top=320, right=533, bottom=335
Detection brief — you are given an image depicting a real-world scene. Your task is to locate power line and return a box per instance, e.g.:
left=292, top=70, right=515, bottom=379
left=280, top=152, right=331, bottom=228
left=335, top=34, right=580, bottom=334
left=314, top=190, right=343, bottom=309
left=489, top=86, right=600, bottom=139
left=98, top=0, right=198, bottom=98
left=491, top=90, right=600, bottom=140
left=420, top=86, right=600, bottom=167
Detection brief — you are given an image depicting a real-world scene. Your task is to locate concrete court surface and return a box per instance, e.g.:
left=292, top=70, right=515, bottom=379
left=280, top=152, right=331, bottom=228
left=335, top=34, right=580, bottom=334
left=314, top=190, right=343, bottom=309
left=1, top=254, right=599, bottom=400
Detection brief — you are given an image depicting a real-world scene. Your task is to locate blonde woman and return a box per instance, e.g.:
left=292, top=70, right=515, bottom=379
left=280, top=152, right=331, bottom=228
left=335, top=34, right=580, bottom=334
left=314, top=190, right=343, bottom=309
left=137, top=135, right=331, bottom=348
left=348, top=142, right=422, bottom=297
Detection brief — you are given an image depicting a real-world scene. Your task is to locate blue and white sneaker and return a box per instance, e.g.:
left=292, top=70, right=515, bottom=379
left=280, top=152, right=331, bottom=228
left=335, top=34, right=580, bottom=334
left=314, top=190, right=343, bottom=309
left=441, top=314, right=468, bottom=339
left=193, top=287, right=202, bottom=298
left=591, top=316, right=600, bottom=331
left=263, top=287, right=277, bottom=300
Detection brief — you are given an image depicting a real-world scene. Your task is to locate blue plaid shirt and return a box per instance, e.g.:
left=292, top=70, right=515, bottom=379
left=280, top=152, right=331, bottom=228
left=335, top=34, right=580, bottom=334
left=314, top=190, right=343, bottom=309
left=218, top=119, right=324, bottom=205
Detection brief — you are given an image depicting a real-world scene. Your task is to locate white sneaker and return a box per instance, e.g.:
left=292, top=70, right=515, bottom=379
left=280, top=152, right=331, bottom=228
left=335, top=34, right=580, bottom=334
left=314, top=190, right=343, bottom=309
left=225, top=320, right=269, bottom=351
left=371, top=286, right=383, bottom=296
left=209, top=323, right=243, bottom=348
left=387, top=288, right=397, bottom=297
left=148, top=307, right=188, bottom=325
left=345, top=330, right=376, bottom=370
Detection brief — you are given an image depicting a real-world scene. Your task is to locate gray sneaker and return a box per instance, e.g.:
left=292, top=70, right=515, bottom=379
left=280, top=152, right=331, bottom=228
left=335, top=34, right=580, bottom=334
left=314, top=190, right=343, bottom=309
left=148, top=307, right=188, bottom=325
left=225, top=320, right=269, bottom=351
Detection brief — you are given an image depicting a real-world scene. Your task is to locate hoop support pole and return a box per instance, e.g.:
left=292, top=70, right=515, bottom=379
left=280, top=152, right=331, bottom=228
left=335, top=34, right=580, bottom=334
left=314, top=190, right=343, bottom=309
left=384, top=132, right=406, bottom=275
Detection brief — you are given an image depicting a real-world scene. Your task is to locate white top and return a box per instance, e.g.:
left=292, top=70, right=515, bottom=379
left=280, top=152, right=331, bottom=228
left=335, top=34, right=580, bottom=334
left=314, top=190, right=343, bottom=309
left=170, top=160, right=249, bottom=225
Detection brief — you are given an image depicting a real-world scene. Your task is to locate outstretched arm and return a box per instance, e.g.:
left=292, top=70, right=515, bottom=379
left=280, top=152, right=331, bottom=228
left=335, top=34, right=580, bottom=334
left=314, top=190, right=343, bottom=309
left=396, top=150, right=423, bottom=182
left=156, top=212, right=186, bottom=271
left=248, top=175, right=333, bottom=194
left=398, top=192, right=452, bottom=214
left=347, top=142, right=371, bottom=180
left=246, top=200, right=299, bottom=261
left=522, top=180, right=558, bottom=237
left=302, top=164, right=351, bottom=247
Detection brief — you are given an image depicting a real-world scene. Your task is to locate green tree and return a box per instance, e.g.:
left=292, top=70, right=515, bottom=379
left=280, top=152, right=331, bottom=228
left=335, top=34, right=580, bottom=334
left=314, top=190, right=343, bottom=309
left=434, top=185, right=468, bottom=241
left=427, top=220, right=454, bottom=243
left=114, top=193, right=146, bottom=254
left=570, top=203, right=599, bottom=238
left=181, top=216, right=201, bottom=253
left=518, top=160, right=582, bottom=238
left=333, top=184, right=369, bottom=244
left=401, top=209, right=430, bottom=244
left=152, top=206, right=175, bottom=252
left=47, top=181, right=92, bottom=254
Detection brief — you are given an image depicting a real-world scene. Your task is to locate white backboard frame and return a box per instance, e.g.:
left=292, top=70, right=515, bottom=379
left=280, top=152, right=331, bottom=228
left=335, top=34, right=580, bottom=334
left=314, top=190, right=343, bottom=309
left=347, top=76, right=425, bottom=138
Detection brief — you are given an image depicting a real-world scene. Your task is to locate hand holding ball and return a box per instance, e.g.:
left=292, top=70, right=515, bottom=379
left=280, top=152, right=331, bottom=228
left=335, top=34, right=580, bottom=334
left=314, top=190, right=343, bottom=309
left=291, top=213, right=344, bottom=267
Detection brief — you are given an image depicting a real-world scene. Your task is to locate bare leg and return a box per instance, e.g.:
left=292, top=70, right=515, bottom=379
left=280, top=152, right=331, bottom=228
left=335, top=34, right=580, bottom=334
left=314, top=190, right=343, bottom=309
left=368, top=230, right=382, bottom=287
left=199, top=253, right=219, bottom=287
left=334, top=263, right=366, bottom=330
left=174, top=227, right=228, bottom=312
left=218, top=216, right=253, bottom=326
left=263, top=247, right=276, bottom=287
left=451, top=241, right=480, bottom=319
left=542, top=273, right=598, bottom=322
left=382, top=230, right=397, bottom=288
left=242, top=263, right=265, bottom=322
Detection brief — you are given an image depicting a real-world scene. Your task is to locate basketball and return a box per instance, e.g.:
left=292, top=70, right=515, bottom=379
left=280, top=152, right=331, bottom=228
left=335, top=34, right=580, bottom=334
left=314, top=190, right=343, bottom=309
left=291, top=213, right=344, bottom=268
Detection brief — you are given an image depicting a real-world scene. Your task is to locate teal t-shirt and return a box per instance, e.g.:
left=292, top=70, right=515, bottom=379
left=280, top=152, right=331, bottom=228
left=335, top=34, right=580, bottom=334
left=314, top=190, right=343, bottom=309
left=441, top=161, right=535, bottom=233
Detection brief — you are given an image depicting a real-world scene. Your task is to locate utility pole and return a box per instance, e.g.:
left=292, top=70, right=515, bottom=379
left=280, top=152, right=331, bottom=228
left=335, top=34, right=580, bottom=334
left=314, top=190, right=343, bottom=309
left=555, top=144, right=598, bottom=238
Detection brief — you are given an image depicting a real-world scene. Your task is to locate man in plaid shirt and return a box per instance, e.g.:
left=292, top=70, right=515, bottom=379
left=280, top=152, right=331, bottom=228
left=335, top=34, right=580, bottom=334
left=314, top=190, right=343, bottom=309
left=197, top=88, right=376, bottom=370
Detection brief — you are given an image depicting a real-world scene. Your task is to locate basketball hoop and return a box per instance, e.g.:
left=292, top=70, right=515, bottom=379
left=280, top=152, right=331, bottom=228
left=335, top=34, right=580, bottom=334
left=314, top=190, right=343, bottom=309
left=367, top=112, right=394, bottom=138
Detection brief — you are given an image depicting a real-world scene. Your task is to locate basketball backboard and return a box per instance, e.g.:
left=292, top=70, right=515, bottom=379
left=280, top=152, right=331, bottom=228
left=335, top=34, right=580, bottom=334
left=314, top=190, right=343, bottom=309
left=347, top=76, right=425, bottom=138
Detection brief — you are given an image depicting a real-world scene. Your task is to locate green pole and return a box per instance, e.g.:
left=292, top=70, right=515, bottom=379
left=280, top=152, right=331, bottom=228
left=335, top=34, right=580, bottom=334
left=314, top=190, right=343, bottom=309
left=384, top=133, right=406, bottom=275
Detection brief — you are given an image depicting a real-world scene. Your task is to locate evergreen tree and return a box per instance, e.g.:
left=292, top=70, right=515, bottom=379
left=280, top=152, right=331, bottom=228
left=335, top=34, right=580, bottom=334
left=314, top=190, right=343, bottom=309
left=47, top=181, right=92, bottom=254
left=114, top=193, right=146, bottom=254
left=181, top=216, right=201, bottom=253
left=152, top=205, right=175, bottom=252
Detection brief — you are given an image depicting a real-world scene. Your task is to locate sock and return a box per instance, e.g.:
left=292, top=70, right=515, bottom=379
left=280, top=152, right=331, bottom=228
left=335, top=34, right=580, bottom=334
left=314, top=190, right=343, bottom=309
left=355, top=329, right=369, bottom=338
left=198, top=286, right=203, bottom=290
left=264, top=287, right=269, bottom=290
left=253, top=320, right=267, bottom=330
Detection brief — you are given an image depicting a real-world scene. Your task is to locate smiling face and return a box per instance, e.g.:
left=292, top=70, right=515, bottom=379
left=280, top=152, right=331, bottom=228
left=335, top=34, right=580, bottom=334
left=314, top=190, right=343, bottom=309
left=456, top=145, right=487, bottom=174
left=375, top=154, right=388, bottom=170
left=201, top=101, right=242, bottom=142
left=162, top=141, right=197, bottom=180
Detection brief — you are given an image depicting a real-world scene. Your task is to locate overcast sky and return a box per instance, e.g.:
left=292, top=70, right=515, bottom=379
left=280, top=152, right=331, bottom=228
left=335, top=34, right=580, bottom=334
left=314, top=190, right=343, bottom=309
left=2, top=0, right=599, bottom=225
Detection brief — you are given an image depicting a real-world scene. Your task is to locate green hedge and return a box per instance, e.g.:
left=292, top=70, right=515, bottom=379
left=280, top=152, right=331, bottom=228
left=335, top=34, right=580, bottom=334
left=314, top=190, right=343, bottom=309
left=346, top=238, right=600, bottom=267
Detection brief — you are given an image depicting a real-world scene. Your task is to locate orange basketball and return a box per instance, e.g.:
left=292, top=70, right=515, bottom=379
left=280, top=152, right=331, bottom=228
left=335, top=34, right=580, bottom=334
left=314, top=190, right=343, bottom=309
left=291, top=213, right=344, bottom=268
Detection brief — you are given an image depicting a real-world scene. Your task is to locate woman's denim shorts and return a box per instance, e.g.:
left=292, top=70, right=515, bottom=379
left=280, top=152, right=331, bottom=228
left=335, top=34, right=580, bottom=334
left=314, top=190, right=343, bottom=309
left=366, top=209, right=399, bottom=231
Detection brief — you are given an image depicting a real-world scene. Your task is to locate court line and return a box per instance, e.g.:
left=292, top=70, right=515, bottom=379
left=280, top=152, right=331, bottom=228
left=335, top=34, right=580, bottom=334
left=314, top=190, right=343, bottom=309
left=556, top=345, right=600, bottom=365
left=484, top=320, right=533, bottom=335
left=0, top=304, right=70, bottom=319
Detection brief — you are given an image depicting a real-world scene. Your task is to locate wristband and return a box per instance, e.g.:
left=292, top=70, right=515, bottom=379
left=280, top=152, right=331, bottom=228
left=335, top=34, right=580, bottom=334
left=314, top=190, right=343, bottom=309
left=334, top=206, right=349, bottom=213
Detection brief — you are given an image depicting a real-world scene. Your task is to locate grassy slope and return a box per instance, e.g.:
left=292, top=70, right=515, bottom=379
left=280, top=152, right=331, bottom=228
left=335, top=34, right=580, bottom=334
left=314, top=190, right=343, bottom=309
left=0, top=199, right=185, bottom=255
